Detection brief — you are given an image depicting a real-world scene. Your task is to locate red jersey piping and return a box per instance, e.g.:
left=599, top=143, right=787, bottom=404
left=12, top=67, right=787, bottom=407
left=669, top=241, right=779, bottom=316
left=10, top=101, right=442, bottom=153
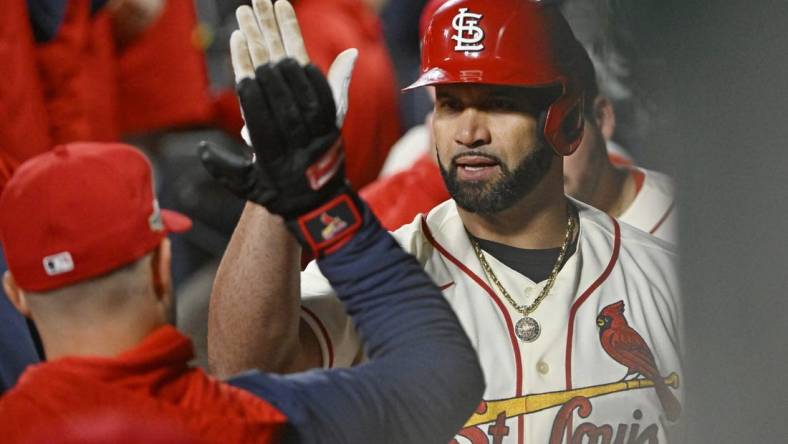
left=302, top=306, right=335, bottom=369
left=421, top=217, right=526, bottom=443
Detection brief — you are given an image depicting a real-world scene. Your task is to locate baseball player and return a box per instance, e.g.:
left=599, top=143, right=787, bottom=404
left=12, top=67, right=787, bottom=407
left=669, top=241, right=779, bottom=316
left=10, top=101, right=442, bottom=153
left=361, top=0, right=670, bottom=239
left=208, top=1, right=683, bottom=443
left=562, top=45, right=677, bottom=243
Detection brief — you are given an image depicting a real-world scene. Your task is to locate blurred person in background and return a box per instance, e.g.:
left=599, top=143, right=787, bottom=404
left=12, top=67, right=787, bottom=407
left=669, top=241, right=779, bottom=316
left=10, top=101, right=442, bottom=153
left=291, top=0, right=401, bottom=189
left=0, top=0, right=68, bottom=393
left=35, top=0, right=119, bottom=144
left=561, top=47, right=676, bottom=243
left=560, top=0, right=676, bottom=243
left=359, top=111, right=449, bottom=231
left=109, top=0, right=247, bottom=287
left=379, top=0, right=431, bottom=130
left=112, top=0, right=215, bottom=136
left=358, top=0, right=447, bottom=231
left=0, top=0, right=57, bottom=188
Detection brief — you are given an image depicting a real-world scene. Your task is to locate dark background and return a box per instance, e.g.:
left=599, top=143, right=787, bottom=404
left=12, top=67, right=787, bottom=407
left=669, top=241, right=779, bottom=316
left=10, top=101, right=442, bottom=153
left=629, top=1, right=788, bottom=442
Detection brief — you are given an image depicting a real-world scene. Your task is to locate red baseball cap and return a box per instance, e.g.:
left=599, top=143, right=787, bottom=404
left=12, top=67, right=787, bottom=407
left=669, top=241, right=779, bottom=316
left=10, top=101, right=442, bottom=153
left=0, top=142, right=192, bottom=292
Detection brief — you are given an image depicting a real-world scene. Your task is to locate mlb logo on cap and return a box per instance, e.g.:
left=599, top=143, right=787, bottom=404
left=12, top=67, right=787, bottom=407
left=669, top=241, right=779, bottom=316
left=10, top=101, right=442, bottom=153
left=42, top=252, right=75, bottom=276
left=0, top=143, right=191, bottom=292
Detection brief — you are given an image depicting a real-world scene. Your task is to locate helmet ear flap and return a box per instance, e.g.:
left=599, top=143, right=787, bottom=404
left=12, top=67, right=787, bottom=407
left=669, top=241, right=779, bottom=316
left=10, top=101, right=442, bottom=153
left=543, top=89, right=584, bottom=156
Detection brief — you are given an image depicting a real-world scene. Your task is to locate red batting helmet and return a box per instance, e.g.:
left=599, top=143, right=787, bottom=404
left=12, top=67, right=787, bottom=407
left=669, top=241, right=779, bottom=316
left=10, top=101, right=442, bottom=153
left=419, top=0, right=449, bottom=40
left=408, top=0, right=587, bottom=156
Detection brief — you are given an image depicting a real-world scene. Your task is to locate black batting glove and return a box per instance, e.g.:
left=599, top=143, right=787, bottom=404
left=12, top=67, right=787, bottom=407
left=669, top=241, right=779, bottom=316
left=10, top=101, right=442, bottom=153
left=200, top=58, right=362, bottom=257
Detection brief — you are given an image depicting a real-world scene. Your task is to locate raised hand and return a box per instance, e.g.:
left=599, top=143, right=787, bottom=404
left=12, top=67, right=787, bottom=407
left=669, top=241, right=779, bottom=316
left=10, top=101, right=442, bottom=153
left=200, top=0, right=363, bottom=256
left=233, top=1, right=358, bottom=143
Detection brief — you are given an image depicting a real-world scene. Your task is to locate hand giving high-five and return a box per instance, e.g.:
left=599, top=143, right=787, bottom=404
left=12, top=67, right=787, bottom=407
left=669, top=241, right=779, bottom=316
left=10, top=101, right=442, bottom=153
left=200, top=0, right=363, bottom=256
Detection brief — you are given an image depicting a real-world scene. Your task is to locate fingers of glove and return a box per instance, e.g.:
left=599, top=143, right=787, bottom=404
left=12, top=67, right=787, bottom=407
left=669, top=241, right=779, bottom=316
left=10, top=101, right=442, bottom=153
left=252, top=0, right=286, bottom=62
left=304, top=64, right=338, bottom=135
left=326, top=48, right=358, bottom=127
left=236, top=77, right=286, bottom=161
left=230, top=31, right=255, bottom=82
left=251, top=187, right=279, bottom=207
left=236, top=6, right=269, bottom=67
left=274, top=0, right=309, bottom=66
left=199, top=141, right=279, bottom=206
left=278, top=59, right=322, bottom=137
left=199, top=141, right=254, bottom=191
left=257, top=63, right=310, bottom=149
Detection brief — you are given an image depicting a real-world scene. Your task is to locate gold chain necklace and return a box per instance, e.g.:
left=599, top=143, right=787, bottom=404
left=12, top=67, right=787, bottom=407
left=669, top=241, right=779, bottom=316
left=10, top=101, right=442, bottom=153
left=470, top=211, right=575, bottom=343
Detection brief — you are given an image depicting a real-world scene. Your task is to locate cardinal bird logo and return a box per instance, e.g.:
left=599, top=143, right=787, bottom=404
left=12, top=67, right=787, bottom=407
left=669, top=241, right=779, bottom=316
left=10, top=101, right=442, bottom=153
left=597, top=300, right=682, bottom=421
left=320, top=212, right=348, bottom=241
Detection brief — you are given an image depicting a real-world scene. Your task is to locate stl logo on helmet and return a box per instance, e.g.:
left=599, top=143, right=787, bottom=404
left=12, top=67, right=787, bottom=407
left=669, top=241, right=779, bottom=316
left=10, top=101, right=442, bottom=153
left=451, top=8, right=485, bottom=52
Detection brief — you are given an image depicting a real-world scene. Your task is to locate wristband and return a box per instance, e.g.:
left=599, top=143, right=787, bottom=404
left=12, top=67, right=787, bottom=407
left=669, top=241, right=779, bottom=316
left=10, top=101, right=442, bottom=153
left=286, top=191, right=363, bottom=257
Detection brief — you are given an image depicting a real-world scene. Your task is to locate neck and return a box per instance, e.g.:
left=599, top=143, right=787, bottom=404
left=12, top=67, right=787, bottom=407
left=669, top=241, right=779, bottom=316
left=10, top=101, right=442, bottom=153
left=586, top=160, right=637, bottom=218
left=460, top=169, right=569, bottom=249
left=36, top=313, right=165, bottom=361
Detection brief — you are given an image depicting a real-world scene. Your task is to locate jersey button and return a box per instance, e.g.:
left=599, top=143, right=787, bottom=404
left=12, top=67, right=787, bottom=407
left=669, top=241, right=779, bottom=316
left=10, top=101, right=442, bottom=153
left=537, top=360, right=550, bottom=375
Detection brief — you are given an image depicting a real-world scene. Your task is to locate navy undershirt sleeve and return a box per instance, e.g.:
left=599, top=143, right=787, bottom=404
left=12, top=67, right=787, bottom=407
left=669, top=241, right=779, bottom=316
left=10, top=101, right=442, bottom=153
left=229, top=202, right=484, bottom=444
left=0, top=250, right=39, bottom=394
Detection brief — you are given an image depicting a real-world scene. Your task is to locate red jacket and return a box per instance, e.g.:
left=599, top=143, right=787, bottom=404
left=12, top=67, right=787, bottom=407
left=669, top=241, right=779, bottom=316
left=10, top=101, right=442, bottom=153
left=35, top=0, right=119, bottom=144
left=115, top=0, right=215, bottom=134
left=0, top=0, right=52, bottom=190
left=0, top=326, right=286, bottom=444
left=295, top=0, right=401, bottom=188
left=360, top=153, right=449, bottom=231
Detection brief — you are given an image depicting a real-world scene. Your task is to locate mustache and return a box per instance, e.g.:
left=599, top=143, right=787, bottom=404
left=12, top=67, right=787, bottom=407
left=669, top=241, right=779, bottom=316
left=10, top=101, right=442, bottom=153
left=450, top=152, right=503, bottom=166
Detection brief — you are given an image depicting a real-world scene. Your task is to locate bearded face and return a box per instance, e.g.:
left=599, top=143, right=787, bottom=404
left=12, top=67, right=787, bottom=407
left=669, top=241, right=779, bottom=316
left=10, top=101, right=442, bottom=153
left=432, top=84, right=558, bottom=215
left=438, top=139, right=554, bottom=214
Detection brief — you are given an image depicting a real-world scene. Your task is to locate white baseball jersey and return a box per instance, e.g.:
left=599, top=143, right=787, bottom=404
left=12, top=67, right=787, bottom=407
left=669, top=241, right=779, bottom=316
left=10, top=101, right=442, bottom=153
left=620, top=167, right=677, bottom=244
left=300, top=199, right=683, bottom=443
left=607, top=140, right=634, bottom=166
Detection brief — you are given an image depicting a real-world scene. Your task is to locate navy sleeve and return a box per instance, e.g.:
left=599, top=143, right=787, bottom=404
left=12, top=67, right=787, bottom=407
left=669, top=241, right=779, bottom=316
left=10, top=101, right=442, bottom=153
left=0, top=250, right=39, bottom=394
left=229, top=201, right=484, bottom=444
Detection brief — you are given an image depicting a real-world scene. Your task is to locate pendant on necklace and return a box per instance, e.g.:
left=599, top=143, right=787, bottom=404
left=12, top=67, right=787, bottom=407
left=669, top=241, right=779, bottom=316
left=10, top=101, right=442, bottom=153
left=515, top=316, right=540, bottom=342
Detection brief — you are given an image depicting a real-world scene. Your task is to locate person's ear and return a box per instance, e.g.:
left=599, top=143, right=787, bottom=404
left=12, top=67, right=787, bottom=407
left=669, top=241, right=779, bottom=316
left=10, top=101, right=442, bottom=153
left=150, top=239, right=172, bottom=301
left=593, top=96, right=616, bottom=141
left=3, top=272, right=31, bottom=317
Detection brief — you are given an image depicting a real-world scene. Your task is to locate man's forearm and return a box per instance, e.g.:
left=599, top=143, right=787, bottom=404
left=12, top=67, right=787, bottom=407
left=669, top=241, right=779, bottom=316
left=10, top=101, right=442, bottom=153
left=229, top=203, right=485, bottom=444
left=207, top=202, right=304, bottom=378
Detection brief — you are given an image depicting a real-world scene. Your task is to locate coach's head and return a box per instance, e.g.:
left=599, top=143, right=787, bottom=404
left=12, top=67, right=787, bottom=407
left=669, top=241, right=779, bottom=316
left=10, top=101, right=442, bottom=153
left=0, top=143, right=191, bottom=359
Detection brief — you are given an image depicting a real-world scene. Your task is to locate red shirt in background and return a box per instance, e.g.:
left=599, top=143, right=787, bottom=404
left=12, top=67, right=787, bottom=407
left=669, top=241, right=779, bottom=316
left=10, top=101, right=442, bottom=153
left=360, top=153, right=449, bottom=231
left=0, top=0, right=52, bottom=190
left=84, top=8, right=120, bottom=141
left=0, top=326, right=286, bottom=444
left=295, top=0, right=402, bottom=189
left=35, top=0, right=119, bottom=145
left=116, top=0, right=215, bottom=135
